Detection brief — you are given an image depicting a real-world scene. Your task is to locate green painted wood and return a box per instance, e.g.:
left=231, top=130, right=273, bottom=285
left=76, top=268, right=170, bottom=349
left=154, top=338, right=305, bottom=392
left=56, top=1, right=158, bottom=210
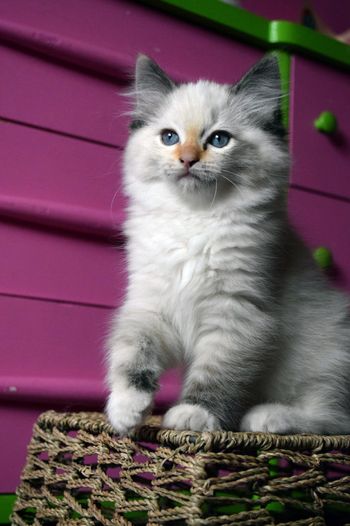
left=275, top=51, right=290, bottom=128
left=0, top=494, right=16, bottom=524
left=269, top=21, right=350, bottom=70
left=142, top=0, right=350, bottom=69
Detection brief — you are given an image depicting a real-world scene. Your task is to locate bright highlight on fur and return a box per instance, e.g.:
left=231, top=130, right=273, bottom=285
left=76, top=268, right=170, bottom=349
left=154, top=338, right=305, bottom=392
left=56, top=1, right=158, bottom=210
left=106, top=54, right=350, bottom=436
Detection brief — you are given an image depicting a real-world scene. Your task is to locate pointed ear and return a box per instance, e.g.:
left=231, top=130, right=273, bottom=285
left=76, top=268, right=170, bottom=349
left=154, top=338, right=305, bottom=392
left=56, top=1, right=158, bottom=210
left=132, top=55, right=176, bottom=125
left=235, top=54, right=281, bottom=96
left=233, top=54, right=285, bottom=137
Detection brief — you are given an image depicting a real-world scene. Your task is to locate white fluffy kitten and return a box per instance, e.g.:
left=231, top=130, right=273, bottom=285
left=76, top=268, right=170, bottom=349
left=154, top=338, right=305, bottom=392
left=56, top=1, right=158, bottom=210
left=106, top=54, right=350, bottom=435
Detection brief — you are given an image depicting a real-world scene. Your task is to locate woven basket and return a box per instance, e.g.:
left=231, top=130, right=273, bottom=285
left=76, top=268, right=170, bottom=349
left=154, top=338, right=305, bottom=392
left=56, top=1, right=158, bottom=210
left=12, top=411, right=350, bottom=525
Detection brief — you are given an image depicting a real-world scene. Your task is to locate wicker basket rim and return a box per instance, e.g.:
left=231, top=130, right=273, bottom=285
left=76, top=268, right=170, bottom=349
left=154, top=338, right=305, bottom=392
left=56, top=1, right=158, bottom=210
left=36, top=411, right=350, bottom=453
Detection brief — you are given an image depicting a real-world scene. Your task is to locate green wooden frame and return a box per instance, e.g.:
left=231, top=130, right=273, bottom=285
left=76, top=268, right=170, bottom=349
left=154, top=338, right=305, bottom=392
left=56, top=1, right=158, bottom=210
left=141, top=0, right=350, bottom=69
left=0, top=494, right=16, bottom=525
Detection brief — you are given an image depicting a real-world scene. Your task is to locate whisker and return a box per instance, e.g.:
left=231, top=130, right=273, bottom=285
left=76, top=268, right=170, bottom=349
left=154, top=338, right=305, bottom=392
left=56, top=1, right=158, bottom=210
left=210, top=177, right=218, bottom=209
left=110, top=185, right=123, bottom=220
left=218, top=172, right=246, bottom=200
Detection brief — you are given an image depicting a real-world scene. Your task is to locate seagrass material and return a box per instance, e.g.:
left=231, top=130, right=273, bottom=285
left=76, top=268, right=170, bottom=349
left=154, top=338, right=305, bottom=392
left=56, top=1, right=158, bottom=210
left=13, top=411, right=350, bottom=525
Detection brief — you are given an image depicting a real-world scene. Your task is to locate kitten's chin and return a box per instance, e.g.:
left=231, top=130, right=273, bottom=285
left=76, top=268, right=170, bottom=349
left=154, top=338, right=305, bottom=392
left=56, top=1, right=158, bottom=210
left=171, top=171, right=216, bottom=194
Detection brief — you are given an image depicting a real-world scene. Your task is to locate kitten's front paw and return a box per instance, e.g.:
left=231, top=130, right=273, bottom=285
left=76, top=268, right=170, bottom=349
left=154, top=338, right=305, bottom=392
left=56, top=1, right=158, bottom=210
left=106, top=387, right=153, bottom=436
left=163, top=403, right=220, bottom=432
left=240, top=403, right=296, bottom=434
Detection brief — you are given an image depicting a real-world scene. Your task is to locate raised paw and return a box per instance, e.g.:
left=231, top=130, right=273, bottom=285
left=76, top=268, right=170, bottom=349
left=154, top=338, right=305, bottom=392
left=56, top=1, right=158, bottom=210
left=162, top=403, right=221, bottom=432
left=106, top=386, right=153, bottom=436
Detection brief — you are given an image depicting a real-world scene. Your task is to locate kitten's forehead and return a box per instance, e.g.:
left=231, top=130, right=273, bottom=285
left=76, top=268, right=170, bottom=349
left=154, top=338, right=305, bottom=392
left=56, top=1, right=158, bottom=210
left=162, top=81, right=230, bottom=130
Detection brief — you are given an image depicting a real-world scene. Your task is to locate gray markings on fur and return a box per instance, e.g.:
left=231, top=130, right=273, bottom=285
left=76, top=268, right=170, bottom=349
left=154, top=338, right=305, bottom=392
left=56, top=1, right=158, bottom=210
left=126, top=336, right=160, bottom=393
left=129, top=119, right=145, bottom=132
left=127, top=369, right=158, bottom=392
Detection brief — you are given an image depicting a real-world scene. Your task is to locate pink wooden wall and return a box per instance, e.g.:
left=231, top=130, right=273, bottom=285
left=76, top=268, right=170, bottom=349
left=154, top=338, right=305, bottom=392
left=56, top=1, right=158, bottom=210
left=0, top=0, right=264, bottom=492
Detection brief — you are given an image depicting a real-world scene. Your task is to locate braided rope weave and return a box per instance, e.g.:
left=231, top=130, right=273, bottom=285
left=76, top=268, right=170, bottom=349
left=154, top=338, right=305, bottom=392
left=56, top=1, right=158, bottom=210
left=12, top=411, right=350, bottom=525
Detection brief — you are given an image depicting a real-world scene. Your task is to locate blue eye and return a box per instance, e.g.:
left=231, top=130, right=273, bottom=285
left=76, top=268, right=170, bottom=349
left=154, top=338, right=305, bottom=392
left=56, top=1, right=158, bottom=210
left=208, top=131, right=231, bottom=148
left=161, top=129, right=179, bottom=146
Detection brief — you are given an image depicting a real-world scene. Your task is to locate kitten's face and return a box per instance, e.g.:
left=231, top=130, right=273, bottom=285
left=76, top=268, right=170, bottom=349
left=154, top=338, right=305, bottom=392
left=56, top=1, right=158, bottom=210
left=143, top=82, right=237, bottom=193
left=125, top=55, right=288, bottom=205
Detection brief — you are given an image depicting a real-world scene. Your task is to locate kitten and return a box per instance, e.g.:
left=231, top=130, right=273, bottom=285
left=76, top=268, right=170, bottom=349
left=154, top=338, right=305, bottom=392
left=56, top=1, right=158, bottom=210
left=106, top=54, right=350, bottom=435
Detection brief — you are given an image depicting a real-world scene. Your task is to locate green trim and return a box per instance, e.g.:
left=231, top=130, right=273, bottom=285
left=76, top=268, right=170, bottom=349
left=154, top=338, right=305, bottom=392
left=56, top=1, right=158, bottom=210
left=274, top=51, right=291, bottom=129
left=269, top=21, right=350, bottom=70
left=0, top=494, right=16, bottom=524
left=141, top=0, right=350, bottom=69
left=141, top=0, right=270, bottom=45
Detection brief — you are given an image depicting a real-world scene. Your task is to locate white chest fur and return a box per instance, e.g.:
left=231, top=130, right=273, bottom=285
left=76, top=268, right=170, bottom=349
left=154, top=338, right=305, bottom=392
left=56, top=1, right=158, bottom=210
left=124, top=199, right=257, bottom=353
left=128, top=208, right=214, bottom=290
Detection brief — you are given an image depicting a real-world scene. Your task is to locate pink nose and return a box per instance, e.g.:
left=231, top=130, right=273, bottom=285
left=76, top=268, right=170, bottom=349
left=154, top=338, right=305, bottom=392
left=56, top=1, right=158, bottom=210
left=180, top=157, right=199, bottom=168
left=179, top=148, right=200, bottom=168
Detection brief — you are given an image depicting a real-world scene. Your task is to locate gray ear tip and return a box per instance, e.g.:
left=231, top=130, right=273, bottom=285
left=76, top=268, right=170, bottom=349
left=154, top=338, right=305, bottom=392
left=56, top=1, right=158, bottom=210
left=135, top=54, right=167, bottom=81
left=260, top=54, right=280, bottom=75
left=135, top=54, right=152, bottom=69
left=136, top=53, right=150, bottom=63
left=264, top=53, right=279, bottom=63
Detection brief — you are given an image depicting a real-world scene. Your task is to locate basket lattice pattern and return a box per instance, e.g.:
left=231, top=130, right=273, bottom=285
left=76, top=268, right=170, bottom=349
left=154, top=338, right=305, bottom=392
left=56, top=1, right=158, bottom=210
left=12, top=411, right=350, bottom=525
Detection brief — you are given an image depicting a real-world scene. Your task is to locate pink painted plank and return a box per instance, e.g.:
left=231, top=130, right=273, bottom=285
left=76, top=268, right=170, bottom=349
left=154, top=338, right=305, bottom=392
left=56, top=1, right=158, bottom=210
left=0, top=18, right=131, bottom=82
left=1, top=121, right=125, bottom=214
left=0, top=45, right=128, bottom=146
left=0, top=195, right=123, bottom=238
left=0, top=369, right=181, bottom=408
left=290, top=56, right=350, bottom=201
left=1, top=377, right=107, bottom=404
left=288, top=187, right=350, bottom=293
left=0, top=294, right=112, bottom=379
left=0, top=0, right=262, bottom=83
left=0, top=220, right=125, bottom=306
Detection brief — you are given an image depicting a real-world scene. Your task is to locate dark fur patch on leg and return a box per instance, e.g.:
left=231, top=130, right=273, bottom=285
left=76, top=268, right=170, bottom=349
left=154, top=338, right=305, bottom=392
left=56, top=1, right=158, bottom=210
left=127, top=369, right=158, bottom=392
left=126, top=335, right=161, bottom=392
